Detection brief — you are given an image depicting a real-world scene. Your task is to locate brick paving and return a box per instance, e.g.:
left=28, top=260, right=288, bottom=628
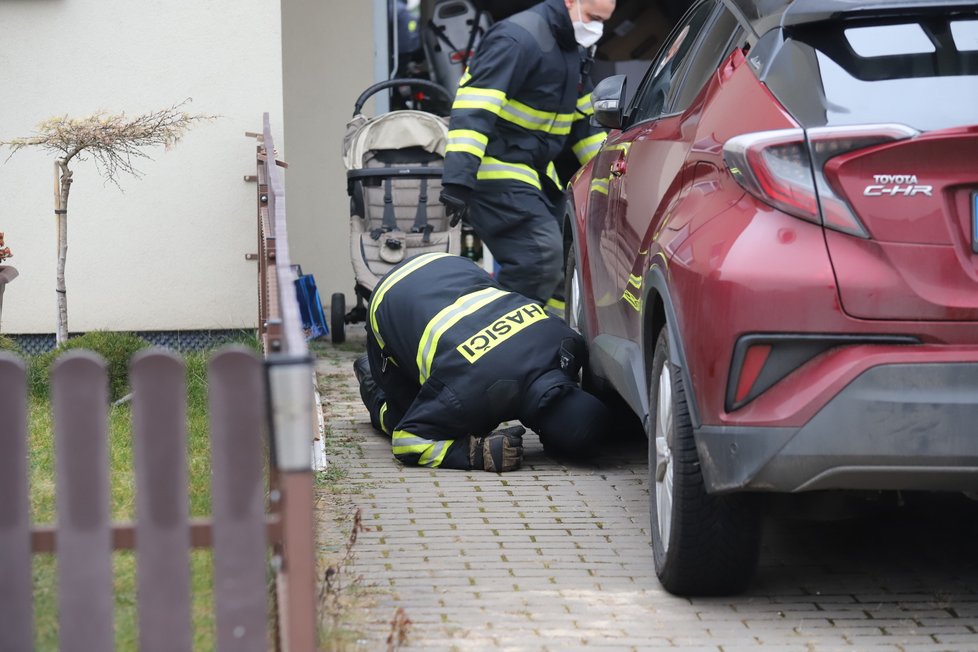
left=315, top=332, right=978, bottom=651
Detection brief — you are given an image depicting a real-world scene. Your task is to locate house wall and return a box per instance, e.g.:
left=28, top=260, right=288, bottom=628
left=0, top=0, right=283, bottom=334
left=280, top=0, right=376, bottom=312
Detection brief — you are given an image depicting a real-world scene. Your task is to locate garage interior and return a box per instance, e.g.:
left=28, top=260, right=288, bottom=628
left=398, top=0, right=692, bottom=104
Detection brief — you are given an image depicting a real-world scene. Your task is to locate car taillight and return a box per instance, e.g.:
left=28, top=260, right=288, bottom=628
left=723, top=124, right=918, bottom=237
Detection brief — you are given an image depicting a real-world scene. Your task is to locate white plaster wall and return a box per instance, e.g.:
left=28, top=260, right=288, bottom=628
left=0, top=0, right=283, bottom=333
left=280, top=0, right=375, bottom=309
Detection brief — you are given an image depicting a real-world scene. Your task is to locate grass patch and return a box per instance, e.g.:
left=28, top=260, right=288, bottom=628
left=29, top=330, right=150, bottom=402
left=26, top=345, right=251, bottom=650
left=0, top=334, right=22, bottom=354
left=317, top=464, right=350, bottom=488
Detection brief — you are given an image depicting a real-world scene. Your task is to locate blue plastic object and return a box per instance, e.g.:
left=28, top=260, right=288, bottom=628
left=294, top=268, right=329, bottom=340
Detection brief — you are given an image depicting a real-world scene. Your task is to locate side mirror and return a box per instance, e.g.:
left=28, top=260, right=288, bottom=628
left=590, top=74, right=627, bottom=130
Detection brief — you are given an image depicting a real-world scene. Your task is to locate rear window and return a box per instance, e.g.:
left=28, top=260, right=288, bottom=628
left=844, top=24, right=934, bottom=57
left=766, top=14, right=978, bottom=131
left=951, top=20, right=978, bottom=51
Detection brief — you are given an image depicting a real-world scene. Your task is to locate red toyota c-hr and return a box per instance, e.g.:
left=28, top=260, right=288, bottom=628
left=565, top=0, right=978, bottom=595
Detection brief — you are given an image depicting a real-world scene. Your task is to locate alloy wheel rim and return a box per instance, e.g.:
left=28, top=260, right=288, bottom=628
left=569, top=264, right=583, bottom=333
left=655, top=362, right=674, bottom=552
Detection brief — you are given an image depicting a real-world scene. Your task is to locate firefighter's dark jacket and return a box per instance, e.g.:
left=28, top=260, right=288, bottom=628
left=367, top=253, right=582, bottom=468
left=442, top=0, right=607, bottom=196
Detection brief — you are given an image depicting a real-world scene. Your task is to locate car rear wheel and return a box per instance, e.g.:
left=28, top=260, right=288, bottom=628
left=649, top=328, right=762, bottom=595
left=564, top=236, right=644, bottom=438
left=563, top=241, right=584, bottom=335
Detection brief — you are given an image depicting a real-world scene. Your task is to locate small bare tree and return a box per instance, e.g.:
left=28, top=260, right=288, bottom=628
left=2, top=100, right=213, bottom=344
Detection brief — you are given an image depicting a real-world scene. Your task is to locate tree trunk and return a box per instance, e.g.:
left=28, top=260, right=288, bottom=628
left=53, top=159, right=72, bottom=346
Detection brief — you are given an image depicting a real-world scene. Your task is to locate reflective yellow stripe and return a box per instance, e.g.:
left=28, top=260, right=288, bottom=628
left=628, top=274, right=643, bottom=289
left=453, top=99, right=505, bottom=113
left=446, top=129, right=489, bottom=158
left=379, top=402, right=390, bottom=435
left=499, top=105, right=550, bottom=131
left=623, top=290, right=641, bottom=311
left=576, top=93, right=594, bottom=116
left=551, top=113, right=576, bottom=134
left=477, top=156, right=541, bottom=190
left=572, top=132, right=607, bottom=165
left=546, top=161, right=561, bottom=188
left=448, top=129, right=488, bottom=145
left=392, top=430, right=430, bottom=452
left=417, top=287, right=509, bottom=383
left=369, top=253, right=452, bottom=350
left=456, top=86, right=506, bottom=101
left=453, top=86, right=506, bottom=114
left=504, top=97, right=554, bottom=120
left=459, top=71, right=472, bottom=86
left=590, top=177, right=610, bottom=195
left=499, top=98, right=574, bottom=135
left=392, top=430, right=452, bottom=467
left=419, top=440, right=450, bottom=466
left=446, top=142, right=486, bottom=157
left=544, top=297, right=565, bottom=319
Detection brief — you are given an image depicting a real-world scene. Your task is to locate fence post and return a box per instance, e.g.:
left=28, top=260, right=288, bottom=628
left=266, top=356, right=317, bottom=652
left=0, top=353, right=33, bottom=652
left=131, top=350, right=193, bottom=652
left=210, top=347, right=269, bottom=652
left=52, top=352, right=114, bottom=652
left=258, top=112, right=318, bottom=651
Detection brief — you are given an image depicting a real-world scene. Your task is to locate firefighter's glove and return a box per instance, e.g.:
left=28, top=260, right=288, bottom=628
left=468, top=425, right=525, bottom=473
left=439, top=183, right=471, bottom=228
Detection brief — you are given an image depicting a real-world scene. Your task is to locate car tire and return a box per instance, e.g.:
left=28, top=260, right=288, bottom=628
left=330, top=292, right=346, bottom=344
left=564, top=234, right=644, bottom=439
left=563, top=241, right=585, bottom=336
left=648, top=328, right=762, bottom=595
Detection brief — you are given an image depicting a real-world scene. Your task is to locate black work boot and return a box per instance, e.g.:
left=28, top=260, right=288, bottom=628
left=353, top=355, right=371, bottom=385
left=353, top=355, right=385, bottom=432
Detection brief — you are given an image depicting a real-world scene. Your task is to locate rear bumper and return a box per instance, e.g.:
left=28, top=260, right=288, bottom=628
left=696, top=361, right=978, bottom=493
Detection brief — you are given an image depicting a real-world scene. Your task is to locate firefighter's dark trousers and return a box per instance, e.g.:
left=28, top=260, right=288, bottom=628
left=466, top=180, right=564, bottom=305
left=357, top=335, right=473, bottom=470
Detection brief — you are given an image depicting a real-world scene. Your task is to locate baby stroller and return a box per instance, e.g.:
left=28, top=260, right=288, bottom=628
left=332, top=78, right=459, bottom=343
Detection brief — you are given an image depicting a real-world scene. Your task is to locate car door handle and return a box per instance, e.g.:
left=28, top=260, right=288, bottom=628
left=610, top=157, right=627, bottom=177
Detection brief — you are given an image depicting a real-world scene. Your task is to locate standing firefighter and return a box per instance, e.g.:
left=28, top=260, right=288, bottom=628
left=438, top=0, right=614, bottom=312
left=354, top=253, right=611, bottom=472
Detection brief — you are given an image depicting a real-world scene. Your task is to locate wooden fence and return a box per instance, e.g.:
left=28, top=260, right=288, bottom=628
left=0, top=114, right=317, bottom=651
left=252, top=113, right=318, bottom=652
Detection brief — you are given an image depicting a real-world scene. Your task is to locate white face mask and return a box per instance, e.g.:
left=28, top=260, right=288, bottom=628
left=573, top=0, right=603, bottom=49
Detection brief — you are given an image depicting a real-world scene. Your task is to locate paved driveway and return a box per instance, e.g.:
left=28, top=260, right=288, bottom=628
left=316, top=333, right=978, bottom=651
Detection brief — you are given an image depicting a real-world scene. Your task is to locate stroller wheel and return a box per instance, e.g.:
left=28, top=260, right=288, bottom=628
left=331, top=293, right=346, bottom=343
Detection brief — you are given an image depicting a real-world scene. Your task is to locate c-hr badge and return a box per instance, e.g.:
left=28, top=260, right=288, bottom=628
left=863, top=174, right=933, bottom=197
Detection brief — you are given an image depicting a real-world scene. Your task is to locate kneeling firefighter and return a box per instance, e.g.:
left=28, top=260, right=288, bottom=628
left=354, top=252, right=611, bottom=472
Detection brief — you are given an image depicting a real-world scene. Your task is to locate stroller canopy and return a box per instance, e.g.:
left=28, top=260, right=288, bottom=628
left=343, top=110, right=449, bottom=171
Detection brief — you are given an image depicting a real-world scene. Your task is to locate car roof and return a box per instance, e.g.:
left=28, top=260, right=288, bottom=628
left=725, top=0, right=978, bottom=38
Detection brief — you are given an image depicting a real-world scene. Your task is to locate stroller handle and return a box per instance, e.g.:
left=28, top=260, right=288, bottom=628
left=353, top=79, right=454, bottom=117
